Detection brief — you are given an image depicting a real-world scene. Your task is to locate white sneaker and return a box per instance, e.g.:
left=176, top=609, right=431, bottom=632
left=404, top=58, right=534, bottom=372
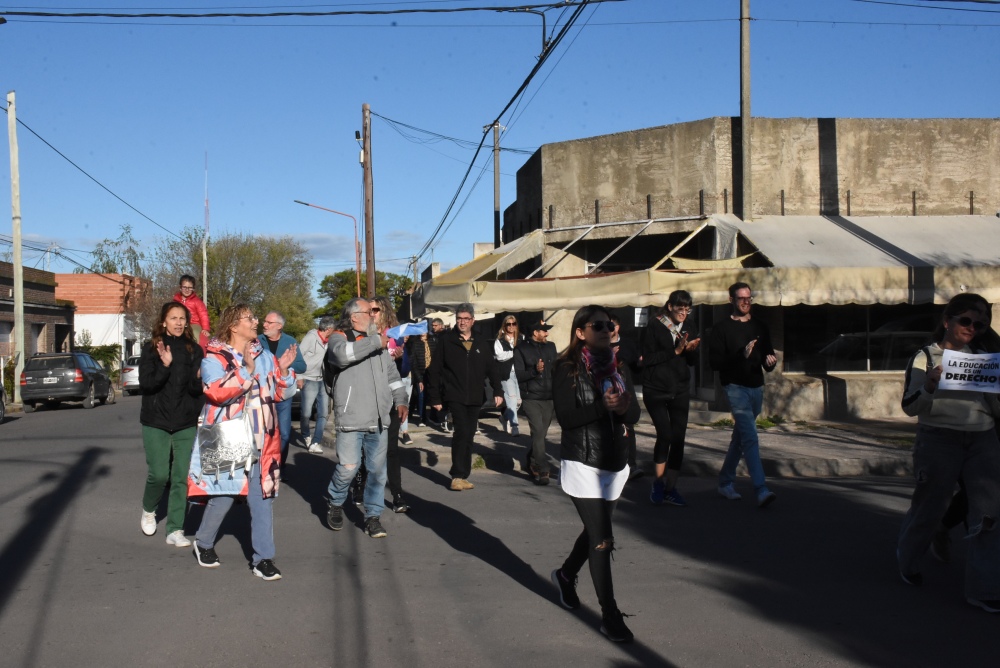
left=717, top=484, right=742, bottom=501
left=307, top=442, right=324, bottom=454
left=165, top=530, right=192, bottom=547
left=140, top=510, right=157, bottom=536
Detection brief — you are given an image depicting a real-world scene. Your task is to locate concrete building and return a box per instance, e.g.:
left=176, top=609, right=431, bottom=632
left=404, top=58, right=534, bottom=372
left=0, top=262, right=75, bottom=360
left=418, top=117, right=1000, bottom=421
left=54, top=273, right=148, bottom=358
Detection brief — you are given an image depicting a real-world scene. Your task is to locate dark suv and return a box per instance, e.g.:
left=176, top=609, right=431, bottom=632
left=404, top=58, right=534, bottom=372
left=20, top=352, right=116, bottom=412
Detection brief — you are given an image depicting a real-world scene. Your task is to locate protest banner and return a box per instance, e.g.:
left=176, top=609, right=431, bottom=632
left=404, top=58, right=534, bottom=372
left=938, top=349, right=1000, bottom=394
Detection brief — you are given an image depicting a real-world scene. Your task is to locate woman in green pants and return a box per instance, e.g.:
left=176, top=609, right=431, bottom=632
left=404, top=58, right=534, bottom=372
left=138, top=302, right=205, bottom=546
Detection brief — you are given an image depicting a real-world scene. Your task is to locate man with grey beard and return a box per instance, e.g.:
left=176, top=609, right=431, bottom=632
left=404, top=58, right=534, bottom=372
left=324, top=298, right=408, bottom=538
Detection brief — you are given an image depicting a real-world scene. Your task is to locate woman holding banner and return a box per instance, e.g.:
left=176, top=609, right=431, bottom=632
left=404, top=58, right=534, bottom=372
left=897, top=292, right=1000, bottom=613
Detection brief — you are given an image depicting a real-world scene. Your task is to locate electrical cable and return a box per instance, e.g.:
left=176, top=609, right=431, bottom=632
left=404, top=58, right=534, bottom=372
left=1, top=105, right=184, bottom=241
left=851, top=0, right=1000, bottom=12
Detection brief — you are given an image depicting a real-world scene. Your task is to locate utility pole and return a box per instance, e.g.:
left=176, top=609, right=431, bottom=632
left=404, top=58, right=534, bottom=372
left=740, top=0, right=752, bottom=220
left=362, top=103, right=376, bottom=297
left=7, top=91, right=25, bottom=403
left=202, top=152, right=209, bottom=306
left=491, top=121, right=501, bottom=248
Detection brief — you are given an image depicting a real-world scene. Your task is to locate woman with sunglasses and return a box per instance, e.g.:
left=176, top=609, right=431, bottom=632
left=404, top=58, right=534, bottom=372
left=494, top=316, right=522, bottom=435
left=550, top=305, right=640, bottom=643
left=642, top=290, right=701, bottom=506
left=898, top=292, right=1000, bottom=613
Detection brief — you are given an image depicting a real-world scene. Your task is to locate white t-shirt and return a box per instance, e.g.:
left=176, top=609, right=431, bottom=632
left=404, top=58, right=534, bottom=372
left=560, top=459, right=629, bottom=500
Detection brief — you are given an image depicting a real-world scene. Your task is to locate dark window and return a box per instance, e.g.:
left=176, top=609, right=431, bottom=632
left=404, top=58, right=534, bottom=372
left=783, top=304, right=941, bottom=373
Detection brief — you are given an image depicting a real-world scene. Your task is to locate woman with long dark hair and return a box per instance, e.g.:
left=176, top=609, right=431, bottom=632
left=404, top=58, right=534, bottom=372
left=550, top=305, right=641, bottom=642
left=897, top=292, right=1000, bottom=612
left=138, top=302, right=205, bottom=545
left=642, top=290, right=700, bottom=506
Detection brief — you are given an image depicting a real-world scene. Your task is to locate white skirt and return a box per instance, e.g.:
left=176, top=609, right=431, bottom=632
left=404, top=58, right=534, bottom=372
left=559, top=459, right=628, bottom=500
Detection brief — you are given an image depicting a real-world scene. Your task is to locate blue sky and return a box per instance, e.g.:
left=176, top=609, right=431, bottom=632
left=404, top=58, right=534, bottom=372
left=1, top=0, right=998, bottom=284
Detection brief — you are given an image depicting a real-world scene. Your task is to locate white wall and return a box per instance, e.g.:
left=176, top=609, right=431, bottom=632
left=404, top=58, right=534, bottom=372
left=75, top=314, right=124, bottom=348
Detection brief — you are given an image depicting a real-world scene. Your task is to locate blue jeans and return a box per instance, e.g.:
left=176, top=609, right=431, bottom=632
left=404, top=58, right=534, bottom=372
left=276, top=397, right=293, bottom=463
left=718, top=384, right=769, bottom=494
left=194, top=462, right=275, bottom=565
left=500, top=369, right=520, bottom=428
left=299, top=379, right=328, bottom=444
left=328, top=429, right=388, bottom=518
left=898, top=425, right=1000, bottom=600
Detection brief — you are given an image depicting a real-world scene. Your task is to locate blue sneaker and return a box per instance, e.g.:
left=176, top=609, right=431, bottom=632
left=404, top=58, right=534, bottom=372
left=650, top=479, right=666, bottom=505
left=664, top=487, right=688, bottom=507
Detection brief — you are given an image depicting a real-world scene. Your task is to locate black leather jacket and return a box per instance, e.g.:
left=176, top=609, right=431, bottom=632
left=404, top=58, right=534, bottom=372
left=139, top=335, right=205, bottom=433
left=514, top=338, right=558, bottom=400
left=553, top=358, right=641, bottom=471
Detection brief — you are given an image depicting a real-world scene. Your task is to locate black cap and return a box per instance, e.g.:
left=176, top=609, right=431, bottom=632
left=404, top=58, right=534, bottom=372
left=530, top=320, right=553, bottom=331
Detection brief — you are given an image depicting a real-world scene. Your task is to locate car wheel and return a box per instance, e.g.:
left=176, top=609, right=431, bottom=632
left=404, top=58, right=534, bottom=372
left=103, top=385, right=116, bottom=405
left=123, top=389, right=131, bottom=397
left=23, top=402, right=36, bottom=413
left=83, top=384, right=95, bottom=409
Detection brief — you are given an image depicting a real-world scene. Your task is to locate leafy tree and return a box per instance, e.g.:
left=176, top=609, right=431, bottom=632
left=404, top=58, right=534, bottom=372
left=149, top=227, right=316, bottom=338
left=316, top=269, right=411, bottom=318
left=78, top=224, right=146, bottom=276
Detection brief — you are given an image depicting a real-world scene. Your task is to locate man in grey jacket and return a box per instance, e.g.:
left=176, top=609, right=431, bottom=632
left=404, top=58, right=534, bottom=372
left=298, top=315, right=337, bottom=454
left=324, top=298, right=408, bottom=538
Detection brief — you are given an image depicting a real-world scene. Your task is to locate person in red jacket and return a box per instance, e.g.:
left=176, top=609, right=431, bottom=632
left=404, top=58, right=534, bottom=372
left=173, top=275, right=211, bottom=345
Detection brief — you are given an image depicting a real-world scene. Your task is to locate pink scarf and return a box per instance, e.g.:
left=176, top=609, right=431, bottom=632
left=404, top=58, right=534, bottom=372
left=581, top=346, right=627, bottom=397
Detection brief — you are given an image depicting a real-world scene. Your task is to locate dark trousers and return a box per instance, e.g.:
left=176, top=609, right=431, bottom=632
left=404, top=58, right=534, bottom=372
left=643, top=390, right=690, bottom=472
left=448, top=402, right=480, bottom=479
left=563, top=496, right=618, bottom=615
left=521, top=398, right=554, bottom=474
left=386, top=405, right=403, bottom=497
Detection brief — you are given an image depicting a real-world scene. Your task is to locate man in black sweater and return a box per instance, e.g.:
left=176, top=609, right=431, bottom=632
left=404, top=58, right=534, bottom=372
left=514, top=320, right=559, bottom=485
left=708, top=282, right=778, bottom=508
left=427, top=303, right=503, bottom=491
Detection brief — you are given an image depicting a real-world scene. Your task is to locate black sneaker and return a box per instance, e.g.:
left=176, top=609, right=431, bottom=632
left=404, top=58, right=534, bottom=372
left=365, top=516, right=388, bottom=538
left=393, top=494, right=410, bottom=514
left=326, top=502, right=344, bottom=531
left=400, top=432, right=414, bottom=445
left=551, top=568, right=581, bottom=610
left=600, top=609, right=634, bottom=643
left=251, top=559, right=282, bottom=581
left=193, top=542, right=221, bottom=568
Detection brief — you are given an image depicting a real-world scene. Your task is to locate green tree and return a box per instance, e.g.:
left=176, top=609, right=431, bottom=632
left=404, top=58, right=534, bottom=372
left=316, top=270, right=411, bottom=318
left=78, top=224, right=146, bottom=276
left=149, top=227, right=316, bottom=338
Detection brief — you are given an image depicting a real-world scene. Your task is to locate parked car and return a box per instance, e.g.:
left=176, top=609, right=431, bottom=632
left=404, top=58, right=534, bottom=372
left=121, top=356, right=142, bottom=396
left=20, top=352, right=116, bottom=412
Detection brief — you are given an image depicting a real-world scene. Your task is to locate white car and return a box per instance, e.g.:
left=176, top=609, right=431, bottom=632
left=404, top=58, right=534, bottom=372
left=121, top=356, right=141, bottom=395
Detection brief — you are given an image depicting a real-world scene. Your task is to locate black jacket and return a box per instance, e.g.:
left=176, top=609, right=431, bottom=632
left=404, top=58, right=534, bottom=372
left=641, top=316, right=696, bottom=396
left=514, top=338, right=558, bottom=400
left=553, top=358, right=641, bottom=472
left=139, top=335, right=205, bottom=433
left=708, top=316, right=776, bottom=388
left=426, top=328, right=502, bottom=407
left=494, top=336, right=518, bottom=378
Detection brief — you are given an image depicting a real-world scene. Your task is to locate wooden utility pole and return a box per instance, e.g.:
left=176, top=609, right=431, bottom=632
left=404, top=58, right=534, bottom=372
left=7, top=91, right=25, bottom=403
left=740, top=0, right=752, bottom=220
left=492, top=122, right=501, bottom=248
left=362, top=103, right=376, bottom=297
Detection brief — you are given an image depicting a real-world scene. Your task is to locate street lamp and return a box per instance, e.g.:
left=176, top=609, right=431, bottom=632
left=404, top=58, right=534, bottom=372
left=294, top=200, right=362, bottom=298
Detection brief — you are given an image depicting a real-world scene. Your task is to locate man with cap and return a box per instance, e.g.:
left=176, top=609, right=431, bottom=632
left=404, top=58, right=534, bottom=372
left=514, top=319, right=559, bottom=485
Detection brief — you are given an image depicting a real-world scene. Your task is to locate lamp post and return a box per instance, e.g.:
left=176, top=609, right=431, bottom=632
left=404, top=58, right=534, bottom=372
left=294, top=200, right=362, bottom=297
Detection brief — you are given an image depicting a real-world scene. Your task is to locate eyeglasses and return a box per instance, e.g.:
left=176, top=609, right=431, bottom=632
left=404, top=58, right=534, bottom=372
left=952, top=316, right=988, bottom=331
left=456, top=316, right=474, bottom=322
left=504, top=322, right=517, bottom=327
left=180, top=285, right=195, bottom=291
left=241, top=315, right=259, bottom=322
left=370, top=307, right=381, bottom=314
left=263, top=320, right=280, bottom=326
left=670, top=306, right=693, bottom=314
left=353, top=310, right=372, bottom=316
left=585, top=320, right=616, bottom=333
left=734, top=296, right=753, bottom=304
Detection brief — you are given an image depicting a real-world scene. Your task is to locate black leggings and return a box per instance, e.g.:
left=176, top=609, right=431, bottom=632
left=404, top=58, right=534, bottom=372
left=643, top=390, right=690, bottom=471
left=562, top=496, right=618, bottom=614
left=386, top=404, right=402, bottom=496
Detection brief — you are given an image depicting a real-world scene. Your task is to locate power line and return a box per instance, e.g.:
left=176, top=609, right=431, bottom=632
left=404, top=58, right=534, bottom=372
left=372, top=111, right=536, bottom=154
left=0, top=1, right=623, bottom=20
left=851, top=0, right=1000, bottom=12
left=0, top=105, right=184, bottom=241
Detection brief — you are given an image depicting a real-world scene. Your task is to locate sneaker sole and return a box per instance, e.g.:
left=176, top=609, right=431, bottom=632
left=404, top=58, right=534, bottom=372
left=599, top=625, right=634, bottom=643
left=252, top=567, right=282, bottom=581
left=967, top=597, right=1000, bottom=613
left=166, top=536, right=192, bottom=547
left=717, top=488, right=742, bottom=501
left=193, top=544, right=221, bottom=568
left=665, top=499, right=687, bottom=507
left=368, top=531, right=388, bottom=538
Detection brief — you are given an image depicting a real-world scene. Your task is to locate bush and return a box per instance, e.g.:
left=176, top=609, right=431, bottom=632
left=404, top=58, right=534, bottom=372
left=710, top=418, right=735, bottom=428
left=2, top=357, right=14, bottom=400
left=75, top=343, right=123, bottom=382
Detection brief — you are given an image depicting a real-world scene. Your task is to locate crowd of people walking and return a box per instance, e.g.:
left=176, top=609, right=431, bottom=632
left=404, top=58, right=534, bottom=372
left=134, top=274, right=1000, bottom=642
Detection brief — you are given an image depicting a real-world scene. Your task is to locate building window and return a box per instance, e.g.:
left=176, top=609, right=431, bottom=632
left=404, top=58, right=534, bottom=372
left=783, top=304, right=942, bottom=373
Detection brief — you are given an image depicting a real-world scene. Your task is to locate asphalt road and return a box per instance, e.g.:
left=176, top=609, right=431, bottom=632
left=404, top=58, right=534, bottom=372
left=0, top=397, right=993, bottom=667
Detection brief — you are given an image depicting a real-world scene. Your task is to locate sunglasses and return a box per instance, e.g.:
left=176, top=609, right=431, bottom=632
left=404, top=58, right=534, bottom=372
left=504, top=322, right=517, bottom=327
left=585, top=320, right=616, bottom=333
left=370, top=307, right=381, bottom=314
left=952, top=316, right=988, bottom=331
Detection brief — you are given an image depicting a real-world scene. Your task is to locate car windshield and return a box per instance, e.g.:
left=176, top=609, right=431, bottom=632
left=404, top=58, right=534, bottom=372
left=26, top=356, right=74, bottom=370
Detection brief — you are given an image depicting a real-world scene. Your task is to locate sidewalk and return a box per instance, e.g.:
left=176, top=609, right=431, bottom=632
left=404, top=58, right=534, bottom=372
left=317, top=410, right=918, bottom=479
